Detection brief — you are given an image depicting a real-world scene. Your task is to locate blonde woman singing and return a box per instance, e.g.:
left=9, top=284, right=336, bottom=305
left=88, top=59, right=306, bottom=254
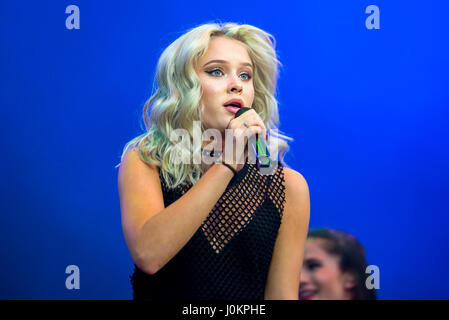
left=117, top=22, right=310, bottom=300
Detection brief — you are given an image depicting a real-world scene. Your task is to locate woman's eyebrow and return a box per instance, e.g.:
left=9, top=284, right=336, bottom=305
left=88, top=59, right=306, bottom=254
left=203, top=59, right=253, bottom=69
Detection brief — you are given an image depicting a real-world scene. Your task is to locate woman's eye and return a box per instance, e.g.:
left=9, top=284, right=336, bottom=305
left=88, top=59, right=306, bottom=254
left=206, top=69, right=252, bottom=81
left=206, top=69, right=223, bottom=77
left=307, top=262, right=321, bottom=271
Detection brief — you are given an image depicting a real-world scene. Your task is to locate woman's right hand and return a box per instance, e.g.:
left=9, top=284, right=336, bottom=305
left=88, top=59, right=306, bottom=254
left=221, top=108, right=267, bottom=172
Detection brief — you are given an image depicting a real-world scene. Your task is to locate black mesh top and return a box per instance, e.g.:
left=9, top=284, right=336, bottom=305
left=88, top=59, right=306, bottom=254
left=130, top=157, right=286, bottom=300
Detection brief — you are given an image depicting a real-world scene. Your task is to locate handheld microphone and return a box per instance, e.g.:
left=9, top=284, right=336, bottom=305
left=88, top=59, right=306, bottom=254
left=234, top=107, right=271, bottom=169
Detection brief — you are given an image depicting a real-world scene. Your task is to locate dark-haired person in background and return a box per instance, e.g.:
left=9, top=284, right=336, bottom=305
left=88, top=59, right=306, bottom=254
left=299, top=228, right=377, bottom=300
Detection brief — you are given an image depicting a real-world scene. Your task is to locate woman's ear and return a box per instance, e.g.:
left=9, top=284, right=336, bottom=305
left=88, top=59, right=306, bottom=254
left=342, top=272, right=356, bottom=290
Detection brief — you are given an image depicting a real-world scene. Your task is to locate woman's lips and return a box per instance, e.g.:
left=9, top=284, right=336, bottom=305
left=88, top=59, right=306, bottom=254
left=224, top=106, right=241, bottom=114
left=299, top=290, right=316, bottom=300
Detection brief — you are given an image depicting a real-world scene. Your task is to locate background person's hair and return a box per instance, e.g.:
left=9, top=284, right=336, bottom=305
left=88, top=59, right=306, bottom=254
left=117, top=21, right=293, bottom=189
left=307, top=228, right=377, bottom=300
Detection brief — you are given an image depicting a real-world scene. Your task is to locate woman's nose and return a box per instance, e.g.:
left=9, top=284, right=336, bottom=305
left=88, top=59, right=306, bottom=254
left=227, top=76, right=243, bottom=94
left=230, top=86, right=242, bottom=94
left=299, top=269, right=310, bottom=285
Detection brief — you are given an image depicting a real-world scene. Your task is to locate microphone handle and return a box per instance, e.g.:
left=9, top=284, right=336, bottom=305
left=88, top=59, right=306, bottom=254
left=234, top=108, right=271, bottom=169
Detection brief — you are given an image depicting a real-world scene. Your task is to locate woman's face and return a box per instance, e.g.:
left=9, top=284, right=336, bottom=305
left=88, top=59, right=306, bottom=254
left=299, top=238, right=355, bottom=300
left=195, top=36, right=255, bottom=135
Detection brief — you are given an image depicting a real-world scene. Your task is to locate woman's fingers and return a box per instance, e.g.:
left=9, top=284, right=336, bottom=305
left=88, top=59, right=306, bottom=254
left=223, top=109, right=267, bottom=166
left=228, top=109, right=267, bottom=139
left=238, top=109, right=267, bottom=142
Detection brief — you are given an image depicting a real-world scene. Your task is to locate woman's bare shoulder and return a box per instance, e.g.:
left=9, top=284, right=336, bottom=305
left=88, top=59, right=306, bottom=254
left=118, top=148, right=160, bottom=189
left=282, top=167, right=309, bottom=202
left=120, top=148, right=159, bottom=172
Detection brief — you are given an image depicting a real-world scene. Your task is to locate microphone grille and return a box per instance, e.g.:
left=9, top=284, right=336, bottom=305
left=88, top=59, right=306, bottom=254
left=235, top=107, right=250, bottom=118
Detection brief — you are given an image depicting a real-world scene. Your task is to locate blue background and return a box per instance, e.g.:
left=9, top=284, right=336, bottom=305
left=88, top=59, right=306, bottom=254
left=1, top=1, right=448, bottom=299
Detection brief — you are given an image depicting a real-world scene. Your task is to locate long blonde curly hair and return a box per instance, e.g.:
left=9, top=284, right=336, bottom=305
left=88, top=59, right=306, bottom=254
left=116, top=22, right=293, bottom=189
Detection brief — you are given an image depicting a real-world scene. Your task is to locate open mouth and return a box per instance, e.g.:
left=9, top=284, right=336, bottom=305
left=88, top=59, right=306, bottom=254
left=223, top=99, right=243, bottom=108
left=223, top=99, right=243, bottom=114
left=224, top=102, right=242, bottom=108
left=298, top=290, right=317, bottom=300
left=223, top=105, right=241, bottom=114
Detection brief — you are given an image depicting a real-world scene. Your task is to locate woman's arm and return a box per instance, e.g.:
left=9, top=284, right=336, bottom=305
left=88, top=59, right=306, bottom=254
left=264, top=168, right=310, bottom=300
left=118, top=148, right=235, bottom=275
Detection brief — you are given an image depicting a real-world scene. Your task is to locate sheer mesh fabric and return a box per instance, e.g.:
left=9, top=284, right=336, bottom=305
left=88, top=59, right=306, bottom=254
left=130, top=158, right=286, bottom=300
